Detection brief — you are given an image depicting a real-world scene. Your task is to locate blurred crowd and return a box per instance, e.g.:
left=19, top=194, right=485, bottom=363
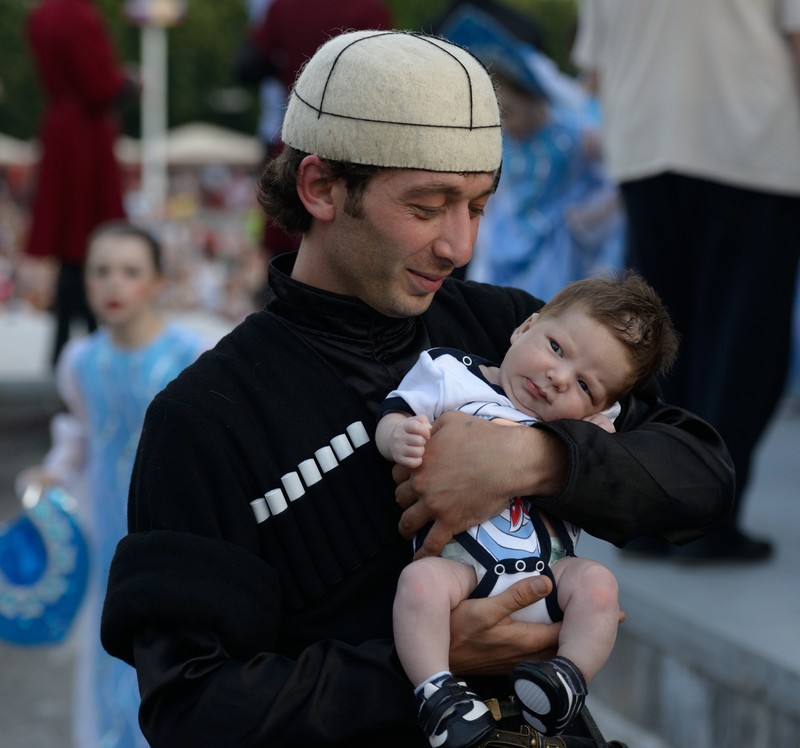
left=0, top=160, right=266, bottom=325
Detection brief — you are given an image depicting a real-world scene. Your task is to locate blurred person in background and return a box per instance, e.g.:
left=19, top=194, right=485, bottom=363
left=440, top=6, right=624, bottom=300
left=236, top=0, right=392, bottom=272
left=17, top=221, right=208, bottom=748
left=25, top=0, right=139, bottom=368
left=573, top=0, right=800, bottom=561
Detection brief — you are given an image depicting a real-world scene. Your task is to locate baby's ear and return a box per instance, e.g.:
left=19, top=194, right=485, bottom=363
left=510, top=313, right=539, bottom=344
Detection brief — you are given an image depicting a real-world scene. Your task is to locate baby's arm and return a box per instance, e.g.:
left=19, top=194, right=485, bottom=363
left=376, top=411, right=432, bottom=468
left=583, top=413, right=616, bottom=433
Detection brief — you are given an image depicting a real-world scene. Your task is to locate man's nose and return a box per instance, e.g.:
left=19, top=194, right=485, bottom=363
left=432, top=207, right=474, bottom=267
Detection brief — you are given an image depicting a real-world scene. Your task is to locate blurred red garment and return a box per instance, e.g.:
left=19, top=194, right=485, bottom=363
left=251, top=0, right=392, bottom=91
left=246, top=0, right=392, bottom=266
left=25, top=0, right=131, bottom=264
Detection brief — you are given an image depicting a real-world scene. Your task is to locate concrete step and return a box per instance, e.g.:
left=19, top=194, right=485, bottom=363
left=580, top=404, right=800, bottom=748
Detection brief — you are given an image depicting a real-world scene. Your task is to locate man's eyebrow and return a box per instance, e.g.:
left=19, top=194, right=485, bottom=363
left=402, top=183, right=494, bottom=199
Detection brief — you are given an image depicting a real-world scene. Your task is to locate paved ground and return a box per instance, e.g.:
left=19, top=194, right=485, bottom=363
left=1, top=308, right=798, bottom=747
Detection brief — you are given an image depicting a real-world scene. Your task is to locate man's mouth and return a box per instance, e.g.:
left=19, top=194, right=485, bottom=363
left=409, top=269, right=447, bottom=293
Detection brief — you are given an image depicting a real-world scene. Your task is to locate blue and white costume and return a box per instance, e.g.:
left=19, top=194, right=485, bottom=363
left=46, top=324, right=207, bottom=748
left=381, top=348, right=619, bottom=624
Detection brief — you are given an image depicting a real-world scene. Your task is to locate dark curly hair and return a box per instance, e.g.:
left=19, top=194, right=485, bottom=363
left=257, top=147, right=384, bottom=235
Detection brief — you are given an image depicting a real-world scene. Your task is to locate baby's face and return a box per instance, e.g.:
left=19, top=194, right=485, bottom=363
left=499, top=308, right=629, bottom=422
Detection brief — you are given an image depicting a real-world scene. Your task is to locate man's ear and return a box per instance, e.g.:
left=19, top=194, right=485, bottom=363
left=510, top=312, right=539, bottom=344
left=296, top=155, right=337, bottom=221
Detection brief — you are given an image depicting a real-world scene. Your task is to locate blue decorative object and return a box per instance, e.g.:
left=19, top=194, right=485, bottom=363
left=0, top=484, right=89, bottom=645
left=438, top=5, right=549, bottom=100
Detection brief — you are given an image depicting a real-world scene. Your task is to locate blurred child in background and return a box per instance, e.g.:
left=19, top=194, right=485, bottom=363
left=17, top=221, right=208, bottom=748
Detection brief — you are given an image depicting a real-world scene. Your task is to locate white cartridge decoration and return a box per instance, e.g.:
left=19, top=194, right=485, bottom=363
left=315, top=446, right=338, bottom=473
left=330, top=433, right=354, bottom=461
left=281, top=471, right=305, bottom=501
left=265, top=488, right=288, bottom=515
left=298, top=458, right=322, bottom=486
left=250, top=497, right=270, bottom=523
left=346, top=421, right=370, bottom=448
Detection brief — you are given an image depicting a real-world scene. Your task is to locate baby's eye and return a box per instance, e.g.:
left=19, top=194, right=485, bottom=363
left=549, top=340, right=563, bottom=356
left=578, top=380, right=590, bottom=394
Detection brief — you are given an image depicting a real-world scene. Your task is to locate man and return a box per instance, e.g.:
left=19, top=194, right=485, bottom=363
left=573, top=0, right=800, bottom=561
left=102, top=31, right=732, bottom=747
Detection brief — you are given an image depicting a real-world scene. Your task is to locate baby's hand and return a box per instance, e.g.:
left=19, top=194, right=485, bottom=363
left=391, top=415, right=432, bottom=468
left=583, top=413, right=616, bottom=433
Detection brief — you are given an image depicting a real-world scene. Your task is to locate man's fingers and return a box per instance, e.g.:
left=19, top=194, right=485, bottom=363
left=488, top=576, right=552, bottom=619
left=398, top=500, right=433, bottom=541
left=412, top=521, right=452, bottom=559
left=392, top=463, right=411, bottom=488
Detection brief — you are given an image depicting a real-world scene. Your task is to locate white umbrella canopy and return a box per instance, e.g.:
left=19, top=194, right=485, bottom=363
left=0, top=133, right=39, bottom=166
left=115, top=122, right=263, bottom=167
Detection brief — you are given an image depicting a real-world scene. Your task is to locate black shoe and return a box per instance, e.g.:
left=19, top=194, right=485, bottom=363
left=417, top=675, right=495, bottom=748
left=672, top=527, right=773, bottom=563
left=511, top=659, right=585, bottom=736
left=619, top=536, right=672, bottom=559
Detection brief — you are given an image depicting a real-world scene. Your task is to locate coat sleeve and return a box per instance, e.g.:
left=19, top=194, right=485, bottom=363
left=531, top=379, right=734, bottom=547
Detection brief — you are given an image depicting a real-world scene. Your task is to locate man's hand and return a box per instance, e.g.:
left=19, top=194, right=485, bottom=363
left=449, top=576, right=560, bottom=676
left=394, top=411, right=568, bottom=559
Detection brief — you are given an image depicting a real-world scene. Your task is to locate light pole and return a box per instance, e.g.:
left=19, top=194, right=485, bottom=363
left=124, top=0, right=186, bottom=217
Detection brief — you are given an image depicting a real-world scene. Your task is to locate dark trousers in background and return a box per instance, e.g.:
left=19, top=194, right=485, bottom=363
left=620, top=172, right=800, bottom=530
left=51, top=262, right=96, bottom=369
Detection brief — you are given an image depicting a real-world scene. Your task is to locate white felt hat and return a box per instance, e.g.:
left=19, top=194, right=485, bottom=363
left=282, top=30, right=502, bottom=173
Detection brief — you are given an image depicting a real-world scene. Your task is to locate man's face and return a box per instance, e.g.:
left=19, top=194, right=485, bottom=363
left=498, top=307, right=630, bottom=422
left=317, top=168, right=496, bottom=318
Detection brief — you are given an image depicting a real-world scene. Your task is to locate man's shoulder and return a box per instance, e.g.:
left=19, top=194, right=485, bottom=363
left=153, top=314, right=266, bottom=404
left=430, top=278, right=541, bottom=323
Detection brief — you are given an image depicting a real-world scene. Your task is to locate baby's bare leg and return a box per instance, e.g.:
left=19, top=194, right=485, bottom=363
left=511, top=557, right=619, bottom=736
left=551, top=556, right=619, bottom=681
left=393, top=556, right=477, bottom=687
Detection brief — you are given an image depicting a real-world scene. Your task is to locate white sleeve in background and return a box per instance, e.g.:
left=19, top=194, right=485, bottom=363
left=41, top=411, right=88, bottom=492
left=15, top=339, right=89, bottom=498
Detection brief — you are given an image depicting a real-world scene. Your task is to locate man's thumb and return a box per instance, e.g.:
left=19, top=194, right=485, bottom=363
left=502, top=575, right=552, bottom=614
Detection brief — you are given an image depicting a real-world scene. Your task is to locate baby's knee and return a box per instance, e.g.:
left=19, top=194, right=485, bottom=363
left=580, top=562, right=619, bottom=610
left=558, top=559, right=619, bottom=611
left=396, top=557, right=445, bottom=605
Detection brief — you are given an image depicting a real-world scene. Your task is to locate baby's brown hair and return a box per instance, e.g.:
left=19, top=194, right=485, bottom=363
left=540, top=271, right=679, bottom=399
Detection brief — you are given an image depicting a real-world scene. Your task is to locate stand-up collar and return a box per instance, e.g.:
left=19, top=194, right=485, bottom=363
left=264, top=252, right=429, bottom=412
